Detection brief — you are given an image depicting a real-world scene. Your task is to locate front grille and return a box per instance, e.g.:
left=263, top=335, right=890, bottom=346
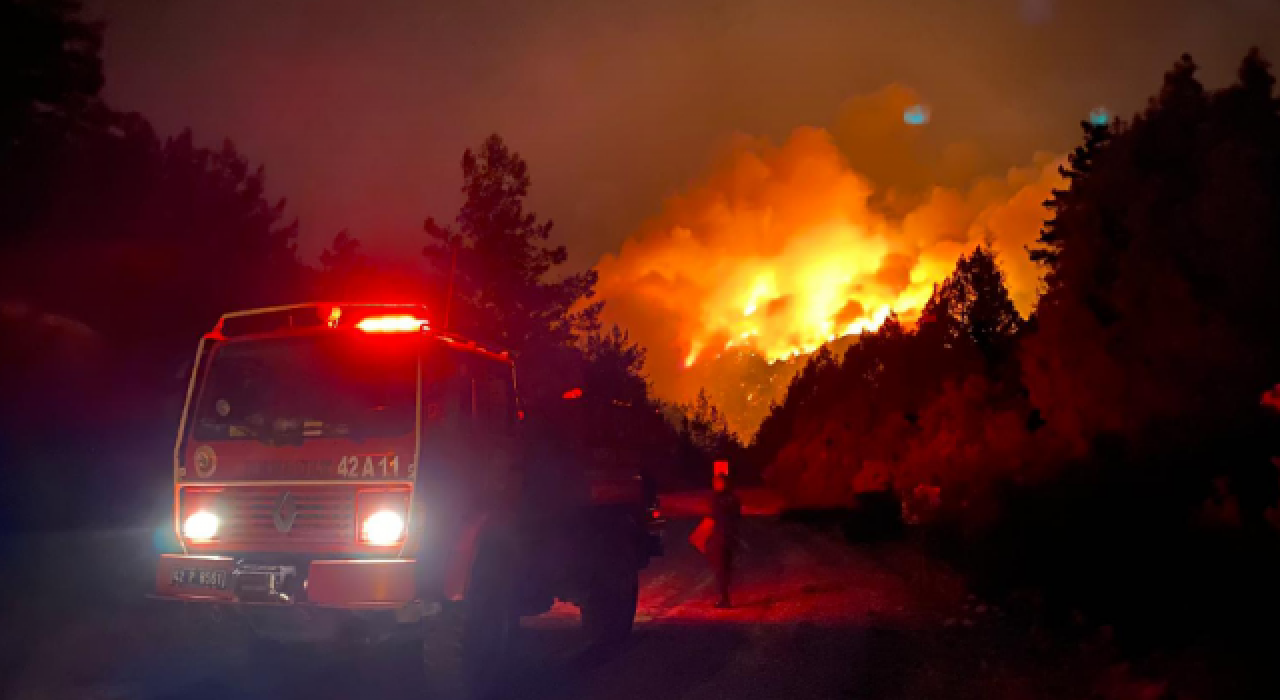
left=212, top=486, right=355, bottom=546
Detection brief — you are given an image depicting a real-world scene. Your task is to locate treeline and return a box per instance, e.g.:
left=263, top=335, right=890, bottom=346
left=0, top=1, right=730, bottom=531
left=751, top=51, right=1280, bottom=658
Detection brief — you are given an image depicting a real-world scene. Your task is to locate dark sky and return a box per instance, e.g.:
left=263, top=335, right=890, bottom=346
left=89, top=0, right=1279, bottom=270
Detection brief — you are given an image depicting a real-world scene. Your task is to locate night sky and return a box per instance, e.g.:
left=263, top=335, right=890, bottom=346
left=90, top=0, right=1280, bottom=270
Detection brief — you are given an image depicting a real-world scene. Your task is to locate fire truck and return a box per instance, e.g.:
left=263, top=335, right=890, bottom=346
left=153, top=303, right=663, bottom=697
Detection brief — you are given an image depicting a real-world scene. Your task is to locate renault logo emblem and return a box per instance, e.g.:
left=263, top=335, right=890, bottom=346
left=273, top=491, right=298, bottom=533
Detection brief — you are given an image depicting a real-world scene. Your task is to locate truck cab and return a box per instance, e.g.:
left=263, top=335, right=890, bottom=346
left=155, top=303, right=660, bottom=697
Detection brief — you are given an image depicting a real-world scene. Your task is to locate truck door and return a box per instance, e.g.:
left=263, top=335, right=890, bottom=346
left=419, top=348, right=516, bottom=503
left=415, top=346, right=517, bottom=596
left=466, top=354, right=519, bottom=506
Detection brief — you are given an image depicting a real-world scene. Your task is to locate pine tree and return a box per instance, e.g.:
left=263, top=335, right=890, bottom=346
left=423, top=134, right=601, bottom=354
left=1023, top=50, right=1280, bottom=458
left=1031, top=121, right=1110, bottom=271
left=921, top=245, right=1022, bottom=372
left=583, top=324, right=649, bottom=407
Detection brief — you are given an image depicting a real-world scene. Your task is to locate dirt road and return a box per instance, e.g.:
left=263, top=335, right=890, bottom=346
left=515, top=515, right=929, bottom=700
left=3, top=508, right=985, bottom=700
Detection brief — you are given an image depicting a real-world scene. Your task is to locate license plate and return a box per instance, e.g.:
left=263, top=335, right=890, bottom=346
left=171, top=568, right=229, bottom=589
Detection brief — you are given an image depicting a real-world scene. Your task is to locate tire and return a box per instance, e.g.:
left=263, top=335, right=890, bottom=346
left=580, top=550, right=639, bottom=652
left=421, top=547, right=515, bottom=700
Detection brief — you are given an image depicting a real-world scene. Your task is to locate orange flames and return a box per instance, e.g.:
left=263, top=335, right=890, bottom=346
left=592, top=85, right=1064, bottom=423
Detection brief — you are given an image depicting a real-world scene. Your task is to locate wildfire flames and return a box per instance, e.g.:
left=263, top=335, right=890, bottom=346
left=592, top=85, right=1065, bottom=430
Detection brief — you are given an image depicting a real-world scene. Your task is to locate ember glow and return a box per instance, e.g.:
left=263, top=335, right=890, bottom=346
left=593, top=85, right=1065, bottom=428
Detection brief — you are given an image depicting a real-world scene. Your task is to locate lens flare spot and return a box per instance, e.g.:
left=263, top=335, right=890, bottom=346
left=904, top=104, right=931, bottom=125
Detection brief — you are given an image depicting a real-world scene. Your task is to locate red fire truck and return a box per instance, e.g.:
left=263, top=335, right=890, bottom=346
left=154, top=303, right=662, bottom=697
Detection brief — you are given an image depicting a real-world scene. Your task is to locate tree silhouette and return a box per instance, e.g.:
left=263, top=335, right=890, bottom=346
left=1032, top=121, right=1111, bottom=274
left=920, top=244, right=1022, bottom=372
left=750, top=345, right=839, bottom=472
left=0, top=122, right=305, bottom=435
left=583, top=324, right=649, bottom=408
left=1024, top=50, right=1280, bottom=462
left=318, top=231, right=372, bottom=294
left=754, top=242, right=1029, bottom=505
left=1003, top=50, right=1280, bottom=646
left=316, top=231, right=429, bottom=302
left=0, top=0, right=108, bottom=249
left=423, top=134, right=601, bottom=354
left=0, top=0, right=309, bottom=529
left=672, top=389, right=740, bottom=483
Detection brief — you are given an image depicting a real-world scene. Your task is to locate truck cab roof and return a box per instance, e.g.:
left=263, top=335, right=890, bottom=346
left=209, top=302, right=511, bottom=363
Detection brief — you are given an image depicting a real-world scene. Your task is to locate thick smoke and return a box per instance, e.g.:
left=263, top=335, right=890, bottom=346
left=592, top=85, right=1063, bottom=434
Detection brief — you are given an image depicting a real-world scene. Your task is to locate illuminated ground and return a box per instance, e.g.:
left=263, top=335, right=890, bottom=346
left=514, top=514, right=924, bottom=700
left=0, top=498, right=1074, bottom=700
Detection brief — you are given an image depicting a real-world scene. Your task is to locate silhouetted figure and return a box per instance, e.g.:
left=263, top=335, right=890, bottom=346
left=707, top=474, right=741, bottom=608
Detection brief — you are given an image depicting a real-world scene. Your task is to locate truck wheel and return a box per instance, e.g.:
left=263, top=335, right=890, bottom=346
left=580, top=553, right=638, bottom=652
left=421, top=549, right=515, bottom=700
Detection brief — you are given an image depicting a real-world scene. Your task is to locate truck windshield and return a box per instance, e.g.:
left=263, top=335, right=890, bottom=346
left=192, top=332, right=417, bottom=443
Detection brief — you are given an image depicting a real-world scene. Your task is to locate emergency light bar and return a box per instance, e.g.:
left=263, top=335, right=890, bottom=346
left=209, top=302, right=511, bottom=359
left=356, top=315, right=430, bottom=333
left=213, top=303, right=431, bottom=338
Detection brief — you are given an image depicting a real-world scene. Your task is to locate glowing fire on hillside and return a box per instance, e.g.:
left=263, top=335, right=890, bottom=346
left=591, top=85, right=1065, bottom=433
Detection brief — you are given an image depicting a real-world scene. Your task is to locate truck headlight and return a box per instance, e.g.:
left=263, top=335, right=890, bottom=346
left=361, top=510, right=405, bottom=546
left=183, top=511, right=219, bottom=541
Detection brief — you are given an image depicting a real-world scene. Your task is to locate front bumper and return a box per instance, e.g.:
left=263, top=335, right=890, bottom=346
left=154, top=554, right=417, bottom=608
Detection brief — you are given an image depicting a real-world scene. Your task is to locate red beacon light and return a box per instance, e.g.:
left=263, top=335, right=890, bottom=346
left=355, top=314, right=430, bottom=333
left=562, top=387, right=583, bottom=400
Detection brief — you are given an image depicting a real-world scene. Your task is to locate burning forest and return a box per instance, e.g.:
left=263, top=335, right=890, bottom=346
left=592, top=85, right=1063, bottom=433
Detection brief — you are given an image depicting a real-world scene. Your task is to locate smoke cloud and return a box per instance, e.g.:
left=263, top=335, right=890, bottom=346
left=591, top=85, right=1064, bottom=433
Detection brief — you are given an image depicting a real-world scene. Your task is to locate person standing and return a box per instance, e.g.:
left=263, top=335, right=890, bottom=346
left=706, top=473, right=741, bottom=608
